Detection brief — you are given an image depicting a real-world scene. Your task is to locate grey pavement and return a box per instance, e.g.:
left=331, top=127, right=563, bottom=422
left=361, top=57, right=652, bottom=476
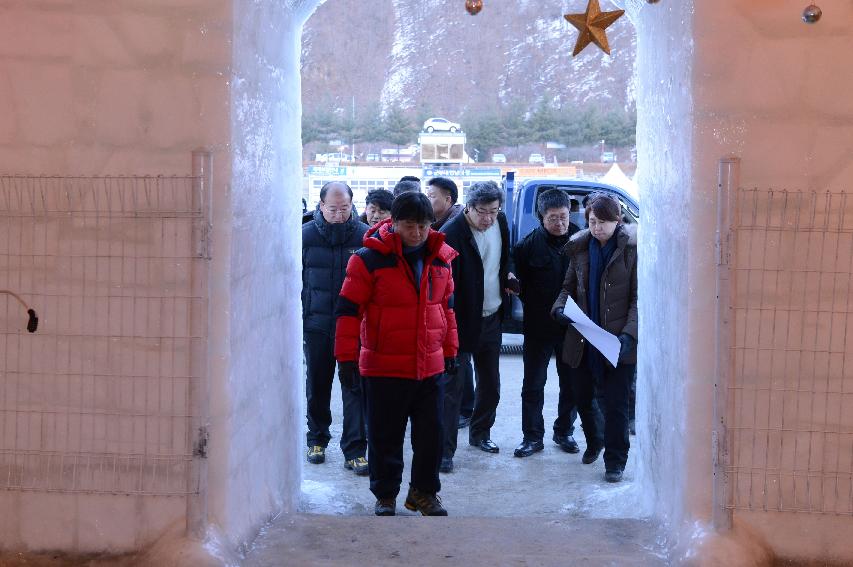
left=299, top=344, right=641, bottom=518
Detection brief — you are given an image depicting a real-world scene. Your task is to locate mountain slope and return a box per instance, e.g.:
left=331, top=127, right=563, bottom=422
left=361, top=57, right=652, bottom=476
left=301, top=0, right=637, bottom=117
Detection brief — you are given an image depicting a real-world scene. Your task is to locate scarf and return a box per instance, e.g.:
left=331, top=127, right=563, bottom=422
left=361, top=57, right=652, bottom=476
left=402, top=240, right=428, bottom=294
left=585, top=225, right=620, bottom=379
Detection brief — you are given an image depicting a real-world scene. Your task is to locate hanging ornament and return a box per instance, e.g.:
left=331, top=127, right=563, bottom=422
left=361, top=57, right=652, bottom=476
left=801, top=4, right=821, bottom=23
left=564, top=0, right=625, bottom=56
left=466, top=0, right=483, bottom=16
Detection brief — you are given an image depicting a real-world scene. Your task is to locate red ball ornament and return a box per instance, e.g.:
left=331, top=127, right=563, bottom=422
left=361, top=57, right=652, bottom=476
left=466, top=0, right=483, bottom=16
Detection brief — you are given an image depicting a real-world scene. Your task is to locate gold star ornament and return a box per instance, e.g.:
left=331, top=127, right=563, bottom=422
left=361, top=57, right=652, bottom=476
left=564, top=0, right=625, bottom=56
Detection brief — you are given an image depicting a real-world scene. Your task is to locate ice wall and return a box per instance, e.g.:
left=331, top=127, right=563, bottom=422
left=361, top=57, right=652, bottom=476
left=634, top=0, right=853, bottom=563
left=631, top=0, right=694, bottom=533
left=0, top=0, right=233, bottom=552
left=690, top=1, right=853, bottom=562
left=0, top=0, right=304, bottom=554
left=210, top=0, right=303, bottom=549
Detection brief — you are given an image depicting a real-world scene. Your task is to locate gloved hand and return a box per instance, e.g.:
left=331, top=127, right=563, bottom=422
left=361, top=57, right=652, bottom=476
left=552, top=307, right=574, bottom=327
left=338, top=360, right=359, bottom=389
left=505, top=276, right=521, bottom=295
left=618, top=334, right=636, bottom=362
left=444, top=357, right=459, bottom=376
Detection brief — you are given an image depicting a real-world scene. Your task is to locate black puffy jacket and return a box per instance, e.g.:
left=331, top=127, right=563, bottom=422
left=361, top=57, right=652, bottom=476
left=302, top=209, right=369, bottom=335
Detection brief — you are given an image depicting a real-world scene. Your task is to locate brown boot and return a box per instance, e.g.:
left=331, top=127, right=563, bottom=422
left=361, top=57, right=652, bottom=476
left=404, top=486, right=448, bottom=516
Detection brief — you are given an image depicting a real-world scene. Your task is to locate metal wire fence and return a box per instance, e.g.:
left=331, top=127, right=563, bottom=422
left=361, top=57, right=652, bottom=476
left=725, top=187, right=853, bottom=515
left=0, top=174, right=209, bottom=495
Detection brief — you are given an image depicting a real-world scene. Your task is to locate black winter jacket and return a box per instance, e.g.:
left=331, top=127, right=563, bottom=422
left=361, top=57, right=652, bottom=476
left=513, top=225, right=575, bottom=339
left=302, top=209, right=369, bottom=335
left=441, top=211, right=511, bottom=352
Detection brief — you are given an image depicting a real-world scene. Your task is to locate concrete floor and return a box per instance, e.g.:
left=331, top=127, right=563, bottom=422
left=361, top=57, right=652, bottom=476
left=243, top=346, right=667, bottom=566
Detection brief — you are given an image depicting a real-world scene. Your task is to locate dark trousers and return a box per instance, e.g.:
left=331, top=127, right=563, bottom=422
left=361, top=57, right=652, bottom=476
left=572, top=358, right=634, bottom=471
left=467, top=312, right=503, bottom=444
left=364, top=375, right=444, bottom=499
left=304, top=331, right=367, bottom=460
left=441, top=359, right=465, bottom=459
left=460, top=361, right=475, bottom=419
left=521, top=334, right=578, bottom=442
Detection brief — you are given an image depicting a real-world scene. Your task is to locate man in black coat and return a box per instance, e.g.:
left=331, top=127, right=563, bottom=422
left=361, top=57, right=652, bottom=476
left=440, top=181, right=518, bottom=471
left=512, top=190, right=603, bottom=458
left=302, top=181, right=369, bottom=474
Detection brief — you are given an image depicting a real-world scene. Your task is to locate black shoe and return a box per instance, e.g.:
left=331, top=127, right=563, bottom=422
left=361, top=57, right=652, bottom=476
left=404, top=486, right=448, bottom=516
left=457, top=415, right=471, bottom=429
left=513, top=439, right=544, bottom=458
left=582, top=446, right=602, bottom=464
left=374, top=497, right=396, bottom=516
left=552, top=434, right=580, bottom=454
left=439, top=457, right=454, bottom=473
left=470, top=438, right=499, bottom=453
left=605, top=470, right=623, bottom=483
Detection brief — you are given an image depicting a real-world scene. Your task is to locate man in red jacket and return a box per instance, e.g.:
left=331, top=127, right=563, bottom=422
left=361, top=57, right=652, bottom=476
left=335, top=192, right=459, bottom=517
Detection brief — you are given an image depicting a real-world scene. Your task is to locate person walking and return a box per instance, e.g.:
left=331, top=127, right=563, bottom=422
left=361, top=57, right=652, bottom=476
left=335, top=192, right=458, bottom=516
left=513, top=189, right=604, bottom=458
left=440, top=181, right=518, bottom=471
left=551, top=192, right=637, bottom=483
left=426, top=176, right=472, bottom=428
left=360, top=188, right=393, bottom=227
left=427, top=177, right=464, bottom=231
left=302, top=181, right=369, bottom=474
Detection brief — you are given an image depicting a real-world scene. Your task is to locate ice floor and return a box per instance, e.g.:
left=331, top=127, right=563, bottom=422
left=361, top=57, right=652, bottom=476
left=299, top=347, right=642, bottom=518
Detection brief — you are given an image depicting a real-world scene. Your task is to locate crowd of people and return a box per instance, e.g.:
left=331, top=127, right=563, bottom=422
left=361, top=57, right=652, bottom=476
left=301, top=175, right=638, bottom=516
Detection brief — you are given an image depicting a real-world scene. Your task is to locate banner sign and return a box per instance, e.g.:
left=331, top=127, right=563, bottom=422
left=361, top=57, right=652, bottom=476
left=307, top=166, right=348, bottom=176
left=421, top=167, right=502, bottom=178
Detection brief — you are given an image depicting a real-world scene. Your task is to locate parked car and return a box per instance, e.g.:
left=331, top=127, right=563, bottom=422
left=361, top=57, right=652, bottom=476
left=325, top=152, right=353, bottom=163
left=492, top=153, right=507, bottom=163
left=528, top=153, right=545, bottom=165
left=423, top=117, right=461, bottom=133
left=500, top=173, right=640, bottom=332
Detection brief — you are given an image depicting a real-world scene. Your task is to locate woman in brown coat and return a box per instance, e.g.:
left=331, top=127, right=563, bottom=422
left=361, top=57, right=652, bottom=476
left=551, top=192, right=638, bottom=483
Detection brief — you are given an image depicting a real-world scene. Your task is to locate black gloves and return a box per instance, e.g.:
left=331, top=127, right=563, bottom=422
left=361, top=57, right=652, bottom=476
left=618, top=334, right=636, bottom=362
left=338, top=360, right=359, bottom=389
left=444, top=357, right=459, bottom=376
left=552, top=308, right=574, bottom=327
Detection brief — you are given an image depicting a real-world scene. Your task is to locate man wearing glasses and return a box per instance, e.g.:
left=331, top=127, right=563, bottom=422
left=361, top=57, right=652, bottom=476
left=302, top=181, right=369, bottom=474
left=440, top=181, right=518, bottom=471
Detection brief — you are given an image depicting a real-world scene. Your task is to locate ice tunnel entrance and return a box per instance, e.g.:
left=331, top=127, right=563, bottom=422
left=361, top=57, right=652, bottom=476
left=294, top=0, right=670, bottom=523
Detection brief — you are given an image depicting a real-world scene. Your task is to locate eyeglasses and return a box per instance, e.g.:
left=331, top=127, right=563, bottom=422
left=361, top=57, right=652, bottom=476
left=323, top=204, right=352, bottom=216
left=543, top=214, right=570, bottom=224
left=471, top=207, right=501, bottom=218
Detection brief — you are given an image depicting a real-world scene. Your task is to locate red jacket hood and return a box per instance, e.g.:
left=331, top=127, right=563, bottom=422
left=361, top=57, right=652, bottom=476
left=363, top=218, right=458, bottom=264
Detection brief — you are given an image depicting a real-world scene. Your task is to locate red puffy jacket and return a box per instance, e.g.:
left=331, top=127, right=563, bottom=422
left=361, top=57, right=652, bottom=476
left=334, top=220, right=459, bottom=380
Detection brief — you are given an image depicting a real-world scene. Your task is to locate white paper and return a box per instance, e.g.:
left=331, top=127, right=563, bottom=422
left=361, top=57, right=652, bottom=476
left=562, top=296, right=621, bottom=367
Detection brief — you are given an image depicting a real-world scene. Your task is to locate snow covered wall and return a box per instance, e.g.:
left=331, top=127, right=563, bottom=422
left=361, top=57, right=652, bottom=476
left=210, top=0, right=304, bottom=550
